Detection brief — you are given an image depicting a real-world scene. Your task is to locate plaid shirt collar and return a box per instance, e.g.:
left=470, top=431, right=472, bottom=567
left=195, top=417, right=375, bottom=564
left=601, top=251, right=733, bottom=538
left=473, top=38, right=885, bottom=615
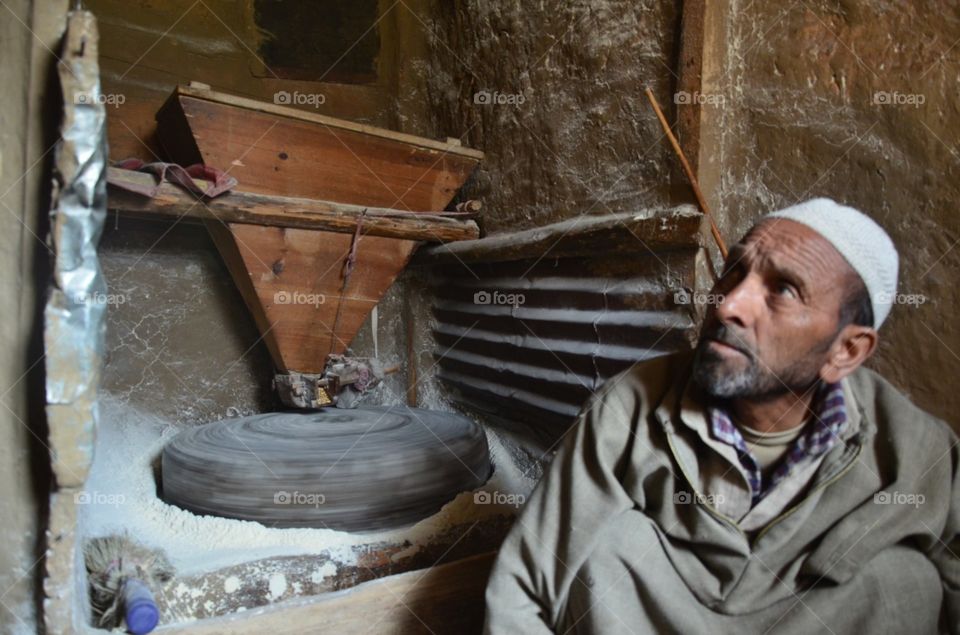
left=708, top=382, right=847, bottom=505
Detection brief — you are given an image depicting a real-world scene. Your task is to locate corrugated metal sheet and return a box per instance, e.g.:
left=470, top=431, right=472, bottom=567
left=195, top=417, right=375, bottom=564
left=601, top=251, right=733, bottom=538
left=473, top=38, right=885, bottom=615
left=423, top=208, right=714, bottom=435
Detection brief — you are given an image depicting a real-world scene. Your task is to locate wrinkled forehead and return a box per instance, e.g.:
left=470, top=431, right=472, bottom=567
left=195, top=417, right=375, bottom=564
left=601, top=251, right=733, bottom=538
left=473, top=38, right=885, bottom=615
left=731, top=217, right=856, bottom=289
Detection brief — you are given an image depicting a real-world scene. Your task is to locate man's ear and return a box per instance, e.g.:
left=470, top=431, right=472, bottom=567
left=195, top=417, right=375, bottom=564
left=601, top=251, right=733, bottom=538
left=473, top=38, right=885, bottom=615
left=820, top=325, right=878, bottom=383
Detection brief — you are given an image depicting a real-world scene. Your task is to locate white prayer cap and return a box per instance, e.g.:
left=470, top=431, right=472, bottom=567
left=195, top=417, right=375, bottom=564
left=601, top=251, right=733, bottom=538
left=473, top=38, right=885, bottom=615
left=765, top=198, right=899, bottom=329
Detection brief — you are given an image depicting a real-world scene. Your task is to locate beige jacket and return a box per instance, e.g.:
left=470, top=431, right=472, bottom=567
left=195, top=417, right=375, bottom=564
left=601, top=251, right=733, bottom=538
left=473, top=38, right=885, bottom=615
left=484, top=350, right=959, bottom=634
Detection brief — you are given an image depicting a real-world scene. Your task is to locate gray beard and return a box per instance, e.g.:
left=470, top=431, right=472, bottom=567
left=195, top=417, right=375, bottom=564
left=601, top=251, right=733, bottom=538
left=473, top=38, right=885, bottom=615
left=691, top=339, right=823, bottom=401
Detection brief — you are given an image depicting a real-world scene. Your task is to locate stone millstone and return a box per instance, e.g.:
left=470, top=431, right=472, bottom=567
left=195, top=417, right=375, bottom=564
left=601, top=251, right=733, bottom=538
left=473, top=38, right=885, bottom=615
left=161, top=406, right=492, bottom=531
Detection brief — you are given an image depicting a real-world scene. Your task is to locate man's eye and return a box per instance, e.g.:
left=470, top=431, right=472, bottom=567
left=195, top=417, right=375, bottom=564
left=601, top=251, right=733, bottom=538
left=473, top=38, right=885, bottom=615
left=776, top=282, right=797, bottom=298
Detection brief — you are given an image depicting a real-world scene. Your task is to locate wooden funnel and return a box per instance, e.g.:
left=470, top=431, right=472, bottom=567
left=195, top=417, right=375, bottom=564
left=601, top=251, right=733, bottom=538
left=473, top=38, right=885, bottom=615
left=155, top=84, right=482, bottom=374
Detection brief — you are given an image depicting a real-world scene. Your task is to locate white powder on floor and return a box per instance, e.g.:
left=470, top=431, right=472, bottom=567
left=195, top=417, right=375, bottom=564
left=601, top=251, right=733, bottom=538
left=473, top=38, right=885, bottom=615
left=78, top=396, right=538, bottom=577
left=310, top=562, right=337, bottom=584
left=267, top=573, right=287, bottom=599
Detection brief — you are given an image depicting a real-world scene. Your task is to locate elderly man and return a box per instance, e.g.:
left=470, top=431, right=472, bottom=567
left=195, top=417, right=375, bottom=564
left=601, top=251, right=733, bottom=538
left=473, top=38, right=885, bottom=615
left=484, top=199, right=959, bottom=634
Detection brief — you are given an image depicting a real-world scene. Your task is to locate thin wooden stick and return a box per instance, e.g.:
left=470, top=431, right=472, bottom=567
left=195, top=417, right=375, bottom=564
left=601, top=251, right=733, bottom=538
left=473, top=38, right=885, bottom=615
left=645, top=87, right=728, bottom=259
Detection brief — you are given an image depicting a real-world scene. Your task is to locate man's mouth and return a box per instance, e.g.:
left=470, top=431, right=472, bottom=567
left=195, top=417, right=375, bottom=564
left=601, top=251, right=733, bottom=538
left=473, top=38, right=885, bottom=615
left=706, top=337, right=748, bottom=358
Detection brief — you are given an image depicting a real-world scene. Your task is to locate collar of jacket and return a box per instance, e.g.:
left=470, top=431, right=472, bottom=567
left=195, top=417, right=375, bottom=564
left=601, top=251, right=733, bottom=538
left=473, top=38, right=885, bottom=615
left=650, top=350, right=868, bottom=489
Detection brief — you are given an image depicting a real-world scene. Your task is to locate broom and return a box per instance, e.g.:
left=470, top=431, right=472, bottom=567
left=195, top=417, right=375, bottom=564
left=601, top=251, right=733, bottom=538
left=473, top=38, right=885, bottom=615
left=84, top=535, right=174, bottom=634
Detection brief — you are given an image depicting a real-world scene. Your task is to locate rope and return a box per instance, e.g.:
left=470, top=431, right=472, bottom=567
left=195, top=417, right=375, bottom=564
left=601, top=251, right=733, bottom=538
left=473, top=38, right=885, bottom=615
left=329, top=210, right=366, bottom=356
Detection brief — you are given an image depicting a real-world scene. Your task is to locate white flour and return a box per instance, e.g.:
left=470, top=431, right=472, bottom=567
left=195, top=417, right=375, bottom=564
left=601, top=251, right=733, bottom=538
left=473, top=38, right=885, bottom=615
left=79, top=396, right=537, bottom=576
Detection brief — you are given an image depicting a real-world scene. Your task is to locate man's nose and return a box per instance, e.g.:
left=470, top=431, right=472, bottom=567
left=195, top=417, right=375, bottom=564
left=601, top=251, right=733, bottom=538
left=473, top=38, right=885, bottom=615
left=714, top=273, right=763, bottom=330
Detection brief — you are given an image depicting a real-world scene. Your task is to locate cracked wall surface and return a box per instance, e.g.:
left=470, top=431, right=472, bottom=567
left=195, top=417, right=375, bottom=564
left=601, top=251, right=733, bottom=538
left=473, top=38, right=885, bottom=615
left=99, top=219, right=278, bottom=420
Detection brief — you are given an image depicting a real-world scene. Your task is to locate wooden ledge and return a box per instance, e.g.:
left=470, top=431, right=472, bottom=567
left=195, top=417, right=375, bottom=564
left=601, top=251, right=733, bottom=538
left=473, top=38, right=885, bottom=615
left=106, top=168, right=480, bottom=242
left=414, top=205, right=708, bottom=265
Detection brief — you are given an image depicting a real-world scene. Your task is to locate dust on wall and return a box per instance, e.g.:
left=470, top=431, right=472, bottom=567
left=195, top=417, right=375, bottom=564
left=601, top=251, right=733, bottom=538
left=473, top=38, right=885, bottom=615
left=706, top=0, right=960, bottom=428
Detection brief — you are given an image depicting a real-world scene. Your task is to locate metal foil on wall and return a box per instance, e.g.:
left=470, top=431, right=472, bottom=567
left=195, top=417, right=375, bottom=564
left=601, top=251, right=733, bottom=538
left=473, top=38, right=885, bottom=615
left=44, top=10, right=108, bottom=487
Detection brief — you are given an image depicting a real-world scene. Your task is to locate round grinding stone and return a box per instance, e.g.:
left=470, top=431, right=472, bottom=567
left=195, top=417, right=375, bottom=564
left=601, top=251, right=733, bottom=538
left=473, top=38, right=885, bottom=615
left=161, top=406, right=491, bottom=532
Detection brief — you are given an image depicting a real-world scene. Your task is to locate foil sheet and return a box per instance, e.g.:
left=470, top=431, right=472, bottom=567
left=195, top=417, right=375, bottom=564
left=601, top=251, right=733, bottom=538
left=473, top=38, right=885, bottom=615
left=44, top=10, right=107, bottom=487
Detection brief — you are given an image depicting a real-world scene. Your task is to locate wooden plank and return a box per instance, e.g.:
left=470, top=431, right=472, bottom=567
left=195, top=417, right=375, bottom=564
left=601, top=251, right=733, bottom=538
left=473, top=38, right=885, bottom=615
left=692, top=0, right=730, bottom=230
left=415, top=207, right=710, bottom=265
left=156, top=551, right=496, bottom=634
left=676, top=0, right=707, bottom=175
left=107, top=168, right=481, bottom=242
left=223, top=223, right=417, bottom=373
left=203, top=220, right=288, bottom=370
left=165, top=94, right=478, bottom=211
left=174, top=83, right=484, bottom=160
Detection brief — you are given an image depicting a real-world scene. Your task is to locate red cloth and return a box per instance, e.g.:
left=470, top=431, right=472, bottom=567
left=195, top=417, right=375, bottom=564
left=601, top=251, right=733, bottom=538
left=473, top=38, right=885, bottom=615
left=110, top=159, right=238, bottom=198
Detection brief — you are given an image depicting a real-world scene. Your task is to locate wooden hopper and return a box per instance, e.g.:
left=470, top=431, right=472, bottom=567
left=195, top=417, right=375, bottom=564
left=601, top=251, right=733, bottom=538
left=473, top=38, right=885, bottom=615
left=155, top=84, right=483, bottom=374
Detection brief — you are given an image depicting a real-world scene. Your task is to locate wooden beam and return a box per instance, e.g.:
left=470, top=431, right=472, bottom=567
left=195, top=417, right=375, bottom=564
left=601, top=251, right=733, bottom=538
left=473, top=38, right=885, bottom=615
left=414, top=207, right=709, bottom=265
left=675, top=0, right=729, bottom=268
left=106, top=168, right=480, bottom=242
left=157, top=551, right=496, bottom=634
left=676, top=0, right=707, bottom=174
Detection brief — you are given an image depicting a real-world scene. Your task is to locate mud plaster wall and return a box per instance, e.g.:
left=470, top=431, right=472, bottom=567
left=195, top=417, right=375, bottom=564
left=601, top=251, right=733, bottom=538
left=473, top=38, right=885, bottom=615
left=416, top=0, right=690, bottom=235
left=0, top=1, right=46, bottom=632
left=703, top=1, right=960, bottom=429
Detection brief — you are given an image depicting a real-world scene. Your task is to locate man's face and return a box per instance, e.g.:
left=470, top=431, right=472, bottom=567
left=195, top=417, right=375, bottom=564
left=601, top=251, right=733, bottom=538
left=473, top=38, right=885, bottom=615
left=692, top=218, right=854, bottom=400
